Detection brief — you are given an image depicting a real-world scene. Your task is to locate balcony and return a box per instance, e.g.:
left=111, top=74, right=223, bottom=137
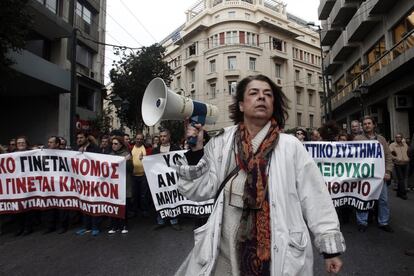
left=320, top=20, right=341, bottom=46
left=346, top=1, right=381, bottom=42
left=370, top=0, right=396, bottom=15
left=206, top=72, right=218, bottom=81
left=183, top=55, right=198, bottom=67
left=28, top=0, right=72, bottom=40
left=270, top=50, right=288, bottom=60
left=294, top=80, right=305, bottom=88
left=6, top=49, right=70, bottom=95
left=318, top=0, right=336, bottom=20
left=224, top=69, right=241, bottom=77
left=323, top=51, right=343, bottom=74
left=331, top=31, right=358, bottom=61
left=330, top=0, right=360, bottom=29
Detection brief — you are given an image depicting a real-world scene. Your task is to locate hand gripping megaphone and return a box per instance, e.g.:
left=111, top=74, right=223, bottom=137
left=141, top=78, right=218, bottom=145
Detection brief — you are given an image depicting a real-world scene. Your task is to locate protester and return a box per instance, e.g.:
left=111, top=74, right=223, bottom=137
left=59, top=137, right=69, bottom=150
left=310, top=128, right=322, bottom=141
left=174, top=75, right=345, bottom=275
left=124, top=134, right=133, bottom=151
left=354, top=115, right=394, bottom=233
left=108, top=136, right=133, bottom=234
left=42, top=136, right=62, bottom=234
left=389, top=133, right=410, bottom=200
left=131, top=132, right=150, bottom=217
left=15, top=136, right=35, bottom=236
left=350, top=119, right=362, bottom=137
left=7, top=138, right=16, bottom=153
left=319, top=120, right=340, bottom=141
left=295, top=128, right=307, bottom=142
left=152, top=135, right=160, bottom=150
left=144, top=136, right=153, bottom=155
left=74, top=131, right=101, bottom=236
left=100, top=134, right=111, bottom=154
left=152, top=129, right=181, bottom=230
left=337, top=130, right=351, bottom=142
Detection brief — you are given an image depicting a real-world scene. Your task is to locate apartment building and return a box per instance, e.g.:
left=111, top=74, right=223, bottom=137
left=161, top=0, right=324, bottom=131
left=320, top=0, right=414, bottom=139
left=1, top=0, right=106, bottom=145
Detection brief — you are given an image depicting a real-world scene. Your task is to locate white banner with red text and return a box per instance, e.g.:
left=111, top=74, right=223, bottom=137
left=304, top=141, right=385, bottom=211
left=0, top=149, right=126, bottom=218
left=143, top=150, right=214, bottom=219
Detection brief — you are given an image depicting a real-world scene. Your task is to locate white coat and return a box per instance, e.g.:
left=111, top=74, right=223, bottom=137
left=174, top=126, right=345, bottom=276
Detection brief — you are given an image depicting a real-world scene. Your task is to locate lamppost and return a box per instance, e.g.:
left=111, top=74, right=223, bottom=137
left=352, top=82, right=369, bottom=118
left=307, top=22, right=330, bottom=122
left=111, top=94, right=130, bottom=131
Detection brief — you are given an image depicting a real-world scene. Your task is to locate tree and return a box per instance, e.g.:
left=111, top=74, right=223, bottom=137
left=109, top=44, right=174, bottom=133
left=0, top=0, right=31, bottom=82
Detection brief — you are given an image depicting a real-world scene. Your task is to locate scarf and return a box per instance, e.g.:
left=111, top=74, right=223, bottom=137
left=235, top=118, right=279, bottom=276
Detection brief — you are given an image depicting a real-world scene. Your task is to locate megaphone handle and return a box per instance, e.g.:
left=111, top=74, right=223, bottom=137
left=187, top=117, right=204, bottom=147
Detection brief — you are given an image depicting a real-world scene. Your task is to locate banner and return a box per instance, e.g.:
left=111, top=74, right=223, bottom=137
left=304, top=141, right=385, bottom=210
left=0, top=149, right=126, bottom=218
left=143, top=150, right=214, bottom=219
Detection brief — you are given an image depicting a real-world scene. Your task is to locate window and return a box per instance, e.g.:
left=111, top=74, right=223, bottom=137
left=188, top=43, right=197, bottom=57
left=76, top=44, right=93, bottom=69
left=37, top=0, right=58, bottom=14
left=190, top=68, right=195, bottom=82
left=309, top=91, right=314, bottom=106
left=309, top=114, right=314, bottom=128
left=295, top=70, right=300, bottom=81
left=297, top=113, right=302, bottom=126
left=78, top=85, right=95, bottom=111
left=307, top=73, right=312, bottom=84
left=209, top=59, right=216, bottom=73
left=366, top=37, right=385, bottom=67
left=177, top=76, right=181, bottom=89
left=296, top=90, right=302, bottom=105
left=392, top=9, right=414, bottom=57
left=209, top=83, right=216, bottom=98
left=211, top=34, right=219, bottom=47
left=225, top=31, right=237, bottom=45
left=229, top=81, right=237, bottom=95
left=228, top=56, right=236, bottom=70
left=249, top=57, right=256, bottom=71
left=270, top=37, right=283, bottom=51
left=275, top=63, right=282, bottom=78
left=334, top=75, right=346, bottom=93
left=76, top=1, right=92, bottom=24
left=245, top=13, right=250, bottom=20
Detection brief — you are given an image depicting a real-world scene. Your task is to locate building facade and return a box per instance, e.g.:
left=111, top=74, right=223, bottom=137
left=161, top=0, right=324, bottom=131
left=1, top=0, right=106, bottom=145
left=319, top=0, right=414, bottom=139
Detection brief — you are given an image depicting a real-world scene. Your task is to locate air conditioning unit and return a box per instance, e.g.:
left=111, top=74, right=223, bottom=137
left=395, top=95, right=412, bottom=109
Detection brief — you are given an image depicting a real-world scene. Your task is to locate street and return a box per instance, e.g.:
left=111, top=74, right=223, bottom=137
left=0, top=188, right=413, bottom=276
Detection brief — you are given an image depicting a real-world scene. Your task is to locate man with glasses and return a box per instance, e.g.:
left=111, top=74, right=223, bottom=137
left=295, top=128, right=307, bottom=142
left=390, top=133, right=410, bottom=200
left=131, top=132, right=150, bottom=217
left=7, top=138, right=16, bottom=153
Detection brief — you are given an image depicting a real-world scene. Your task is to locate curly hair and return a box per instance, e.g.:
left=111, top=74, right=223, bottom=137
left=228, top=75, right=289, bottom=128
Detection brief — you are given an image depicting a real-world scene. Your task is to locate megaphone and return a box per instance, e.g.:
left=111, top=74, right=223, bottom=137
left=142, top=78, right=218, bottom=126
left=142, top=78, right=219, bottom=145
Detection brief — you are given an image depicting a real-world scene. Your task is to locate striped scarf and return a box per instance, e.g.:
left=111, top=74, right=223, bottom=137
left=235, top=118, right=279, bottom=276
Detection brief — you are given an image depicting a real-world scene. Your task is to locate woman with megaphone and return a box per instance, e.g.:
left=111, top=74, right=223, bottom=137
left=173, top=74, right=345, bottom=276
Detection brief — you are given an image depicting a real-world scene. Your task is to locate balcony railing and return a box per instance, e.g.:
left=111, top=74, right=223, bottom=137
left=331, top=28, right=414, bottom=105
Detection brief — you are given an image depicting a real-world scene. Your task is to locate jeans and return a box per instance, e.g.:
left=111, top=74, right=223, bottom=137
left=356, top=182, right=389, bottom=226
left=156, top=214, right=178, bottom=225
left=132, top=175, right=151, bottom=215
left=394, top=164, right=409, bottom=196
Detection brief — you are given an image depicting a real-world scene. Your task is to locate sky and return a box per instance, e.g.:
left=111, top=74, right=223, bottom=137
left=104, top=0, right=320, bottom=84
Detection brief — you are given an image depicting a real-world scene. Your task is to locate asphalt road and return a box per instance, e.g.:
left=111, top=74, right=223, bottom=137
left=0, top=188, right=413, bottom=276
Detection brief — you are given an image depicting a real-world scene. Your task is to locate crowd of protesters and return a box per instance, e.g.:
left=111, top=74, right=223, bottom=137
left=1, top=117, right=413, bottom=238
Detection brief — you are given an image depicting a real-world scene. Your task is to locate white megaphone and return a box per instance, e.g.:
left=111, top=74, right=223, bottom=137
left=141, top=78, right=218, bottom=145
